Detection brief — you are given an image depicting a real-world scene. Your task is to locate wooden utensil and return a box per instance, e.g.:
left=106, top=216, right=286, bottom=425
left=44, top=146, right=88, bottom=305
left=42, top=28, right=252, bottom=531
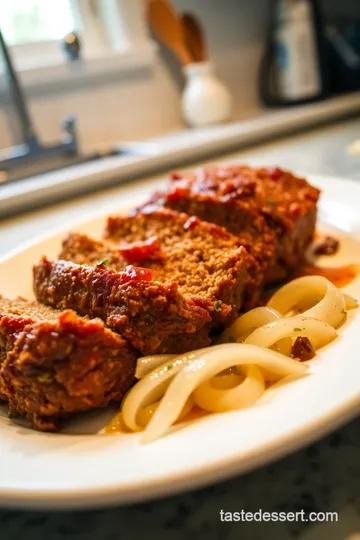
left=147, top=0, right=193, bottom=65
left=181, top=12, right=207, bottom=62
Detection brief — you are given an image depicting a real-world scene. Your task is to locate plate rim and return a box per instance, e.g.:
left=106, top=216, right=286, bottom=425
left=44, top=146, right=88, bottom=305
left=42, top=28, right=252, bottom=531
left=0, top=392, right=359, bottom=510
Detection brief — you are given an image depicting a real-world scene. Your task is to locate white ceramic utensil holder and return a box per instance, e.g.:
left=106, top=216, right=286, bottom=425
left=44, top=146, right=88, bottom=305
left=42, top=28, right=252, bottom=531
left=181, top=61, right=232, bottom=127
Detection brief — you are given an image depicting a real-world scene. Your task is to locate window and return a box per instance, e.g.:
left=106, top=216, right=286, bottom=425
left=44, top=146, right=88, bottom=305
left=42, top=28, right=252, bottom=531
left=0, top=0, right=155, bottom=85
left=0, top=0, right=77, bottom=45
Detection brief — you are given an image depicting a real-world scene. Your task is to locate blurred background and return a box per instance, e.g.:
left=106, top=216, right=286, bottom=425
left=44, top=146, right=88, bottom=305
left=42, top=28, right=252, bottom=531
left=0, top=0, right=360, bottom=213
left=0, top=0, right=359, bottom=147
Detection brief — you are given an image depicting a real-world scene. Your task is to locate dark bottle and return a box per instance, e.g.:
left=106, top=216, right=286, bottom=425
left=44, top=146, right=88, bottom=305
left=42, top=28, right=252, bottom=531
left=259, top=0, right=330, bottom=106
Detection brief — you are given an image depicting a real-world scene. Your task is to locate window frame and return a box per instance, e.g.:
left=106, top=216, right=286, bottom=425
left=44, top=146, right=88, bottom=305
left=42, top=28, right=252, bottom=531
left=0, top=0, right=156, bottom=94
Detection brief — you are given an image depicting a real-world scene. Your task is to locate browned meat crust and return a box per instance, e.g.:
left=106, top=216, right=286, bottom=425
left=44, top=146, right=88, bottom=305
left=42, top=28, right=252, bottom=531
left=0, top=299, right=47, bottom=365
left=60, top=208, right=249, bottom=323
left=143, top=165, right=320, bottom=285
left=0, top=297, right=137, bottom=431
left=33, top=258, right=212, bottom=355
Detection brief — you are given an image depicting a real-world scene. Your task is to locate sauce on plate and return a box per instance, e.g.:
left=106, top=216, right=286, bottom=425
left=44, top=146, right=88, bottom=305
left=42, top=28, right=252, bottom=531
left=295, top=263, right=360, bottom=288
left=103, top=406, right=209, bottom=435
left=103, top=413, right=130, bottom=435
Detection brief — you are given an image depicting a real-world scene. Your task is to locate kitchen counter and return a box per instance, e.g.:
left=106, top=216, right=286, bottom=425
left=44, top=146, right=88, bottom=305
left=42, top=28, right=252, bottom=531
left=2, top=92, right=360, bottom=219
left=1, top=117, right=360, bottom=540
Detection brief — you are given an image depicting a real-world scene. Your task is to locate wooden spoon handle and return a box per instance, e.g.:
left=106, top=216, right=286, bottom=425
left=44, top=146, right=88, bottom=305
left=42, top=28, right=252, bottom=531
left=148, top=0, right=193, bottom=65
left=181, top=12, right=207, bottom=62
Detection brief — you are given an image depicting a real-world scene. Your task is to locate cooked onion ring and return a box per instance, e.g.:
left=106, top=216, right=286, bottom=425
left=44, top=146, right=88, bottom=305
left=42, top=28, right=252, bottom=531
left=135, top=354, right=176, bottom=379
left=244, top=315, right=336, bottom=350
left=219, top=307, right=282, bottom=343
left=139, top=344, right=307, bottom=443
left=267, top=275, right=349, bottom=328
left=193, top=365, right=265, bottom=413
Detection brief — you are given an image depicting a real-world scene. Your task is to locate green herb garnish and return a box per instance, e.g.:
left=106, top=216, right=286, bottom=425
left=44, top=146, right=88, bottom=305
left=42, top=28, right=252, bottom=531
left=293, top=328, right=302, bottom=332
left=214, top=300, right=222, bottom=312
left=37, top=373, right=52, bottom=383
left=164, top=364, right=174, bottom=371
left=266, top=198, right=276, bottom=206
left=96, top=258, right=109, bottom=266
left=7, top=411, right=16, bottom=419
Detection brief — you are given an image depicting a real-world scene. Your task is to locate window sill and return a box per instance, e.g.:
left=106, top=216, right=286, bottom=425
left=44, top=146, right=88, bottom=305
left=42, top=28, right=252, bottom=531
left=0, top=42, right=157, bottom=98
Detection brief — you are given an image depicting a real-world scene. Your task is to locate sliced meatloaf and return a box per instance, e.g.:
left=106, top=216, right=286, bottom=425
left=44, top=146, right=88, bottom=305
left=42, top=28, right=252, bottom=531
left=33, top=258, right=212, bottom=355
left=0, top=296, right=136, bottom=431
left=144, top=165, right=320, bottom=283
left=60, top=208, right=250, bottom=320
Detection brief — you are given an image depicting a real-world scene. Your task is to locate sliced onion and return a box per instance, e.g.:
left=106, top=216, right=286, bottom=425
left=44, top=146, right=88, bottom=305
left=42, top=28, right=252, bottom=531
left=220, top=307, right=282, bottom=343
left=135, top=354, right=176, bottom=379
left=137, top=396, right=194, bottom=428
left=244, top=315, right=336, bottom=350
left=193, top=365, right=265, bottom=413
left=344, top=293, right=358, bottom=310
left=142, top=344, right=307, bottom=443
left=267, top=275, right=346, bottom=328
left=122, top=349, right=212, bottom=432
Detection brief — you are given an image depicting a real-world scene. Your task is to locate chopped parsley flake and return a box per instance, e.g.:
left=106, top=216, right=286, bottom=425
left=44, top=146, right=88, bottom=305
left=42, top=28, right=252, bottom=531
left=266, top=198, right=276, bottom=206
left=96, top=258, right=109, bottom=266
left=214, top=300, right=222, bottom=312
left=164, top=364, right=174, bottom=371
left=7, top=411, right=16, bottom=419
left=37, top=373, right=52, bottom=383
left=293, top=328, right=302, bottom=332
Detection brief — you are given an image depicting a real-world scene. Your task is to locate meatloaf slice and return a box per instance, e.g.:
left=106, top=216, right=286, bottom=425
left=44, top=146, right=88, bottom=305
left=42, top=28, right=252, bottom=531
left=33, top=258, right=211, bottom=355
left=145, top=165, right=320, bottom=283
left=0, top=296, right=136, bottom=431
left=141, top=173, right=276, bottom=287
left=60, top=208, right=250, bottom=321
left=251, top=166, right=319, bottom=279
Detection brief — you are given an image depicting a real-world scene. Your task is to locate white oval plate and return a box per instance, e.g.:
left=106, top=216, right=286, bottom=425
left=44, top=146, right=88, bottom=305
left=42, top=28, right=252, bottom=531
left=0, top=174, right=360, bottom=510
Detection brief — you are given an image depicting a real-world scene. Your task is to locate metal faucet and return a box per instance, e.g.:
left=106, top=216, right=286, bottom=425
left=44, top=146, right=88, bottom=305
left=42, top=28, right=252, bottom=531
left=0, top=30, right=79, bottom=180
